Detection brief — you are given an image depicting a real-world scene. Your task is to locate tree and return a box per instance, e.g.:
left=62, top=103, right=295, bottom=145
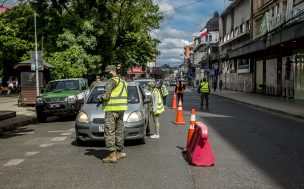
left=0, top=4, right=35, bottom=82
left=33, top=0, right=163, bottom=78
left=0, top=0, right=163, bottom=80
left=150, top=67, right=165, bottom=79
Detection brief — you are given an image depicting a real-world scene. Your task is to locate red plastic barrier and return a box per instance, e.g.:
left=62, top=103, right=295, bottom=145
left=186, top=122, right=215, bottom=166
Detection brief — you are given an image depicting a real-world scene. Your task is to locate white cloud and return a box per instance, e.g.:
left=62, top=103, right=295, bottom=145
left=158, top=2, right=175, bottom=19
left=152, top=0, right=226, bottom=66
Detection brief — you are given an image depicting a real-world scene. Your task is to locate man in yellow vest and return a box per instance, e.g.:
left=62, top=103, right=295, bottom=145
left=159, top=80, right=169, bottom=107
left=147, top=81, right=165, bottom=139
left=97, top=65, right=128, bottom=163
left=198, top=78, right=210, bottom=111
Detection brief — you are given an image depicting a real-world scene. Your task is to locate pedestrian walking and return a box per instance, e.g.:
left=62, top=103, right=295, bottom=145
left=213, top=80, right=217, bottom=92
left=90, top=75, right=102, bottom=89
left=97, top=65, right=128, bottom=163
left=175, top=80, right=185, bottom=103
left=198, top=78, right=210, bottom=111
left=159, top=80, right=169, bottom=107
left=219, top=80, right=223, bottom=91
left=147, top=81, right=165, bottom=139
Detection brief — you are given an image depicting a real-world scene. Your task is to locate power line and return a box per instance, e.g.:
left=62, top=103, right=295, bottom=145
left=160, top=0, right=205, bottom=14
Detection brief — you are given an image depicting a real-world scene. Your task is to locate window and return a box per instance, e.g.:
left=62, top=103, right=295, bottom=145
left=209, top=35, right=212, bottom=42
left=235, top=27, right=239, bottom=36
left=205, top=35, right=209, bottom=42
left=246, top=20, right=250, bottom=32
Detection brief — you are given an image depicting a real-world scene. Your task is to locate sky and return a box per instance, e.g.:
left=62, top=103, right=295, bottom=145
left=152, top=0, right=231, bottom=67
left=2, top=0, right=232, bottom=67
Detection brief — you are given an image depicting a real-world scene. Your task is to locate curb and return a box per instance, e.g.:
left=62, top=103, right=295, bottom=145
left=212, top=93, right=304, bottom=120
left=0, top=111, right=16, bottom=121
left=0, top=117, right=37, bottom=133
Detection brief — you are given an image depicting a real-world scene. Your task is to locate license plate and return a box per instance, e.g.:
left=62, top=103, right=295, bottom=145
left=98, top=125, right=104, bottom=132
left=50, top=104, right=60, bottom=108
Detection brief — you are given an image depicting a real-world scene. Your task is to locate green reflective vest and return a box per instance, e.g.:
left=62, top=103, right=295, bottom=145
left=151, top=88, right=165, bottom=115
left=200, top=82, right=209, bottom=93
left=102, top=77, right=128, bottom=111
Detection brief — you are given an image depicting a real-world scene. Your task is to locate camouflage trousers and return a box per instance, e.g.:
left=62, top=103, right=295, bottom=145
left=104, top=111, right=125, bottom=152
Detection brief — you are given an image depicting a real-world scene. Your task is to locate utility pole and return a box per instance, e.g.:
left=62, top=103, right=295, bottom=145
left=34, top=12, right=39, bottom=96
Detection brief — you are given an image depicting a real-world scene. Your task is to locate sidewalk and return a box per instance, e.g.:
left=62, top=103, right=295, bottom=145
left=0, top=95, right=36, bottom=133
left=211, top=90, right=304, bottom=119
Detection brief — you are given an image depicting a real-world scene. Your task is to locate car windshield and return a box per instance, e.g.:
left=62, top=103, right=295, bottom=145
left=44, top=80, right=80, bottom=92
left=87, top=86, right=139, bottom=104
left=136, top=80, right=154, bottom=89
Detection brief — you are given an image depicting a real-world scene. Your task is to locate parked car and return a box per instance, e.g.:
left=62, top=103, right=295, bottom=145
left=75, top=81, right=150, bottom=145
left=35, top=78, right=90, bottom=123
left=163, top=80, right=170, bottom=87
left=134, top=78, right=155, bottom=98
left=169, top=80, right=176, bottom=86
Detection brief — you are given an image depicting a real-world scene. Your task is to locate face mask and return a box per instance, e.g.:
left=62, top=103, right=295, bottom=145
left=105, top=72, right=113, bottom=79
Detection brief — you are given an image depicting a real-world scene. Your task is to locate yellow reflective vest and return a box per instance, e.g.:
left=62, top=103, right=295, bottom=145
left=160, top=84, right=169, bottom=96
left=102, top=77, right=128, bottom=111
left=150, top=88, right=165, bottom=115
left=200, top=82, right=209, bottom=93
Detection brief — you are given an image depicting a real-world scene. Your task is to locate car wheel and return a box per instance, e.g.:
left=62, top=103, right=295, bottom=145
left=37, top=111, right=47, bottom=123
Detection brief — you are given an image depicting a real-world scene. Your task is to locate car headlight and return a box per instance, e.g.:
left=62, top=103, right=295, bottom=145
left=67, top=95, right=77, bottom=103
left=37, top=97, right=44, bottom=103
left=127, top=111, right=142, bottom=122
left=76, top=112, right=89, bottom=123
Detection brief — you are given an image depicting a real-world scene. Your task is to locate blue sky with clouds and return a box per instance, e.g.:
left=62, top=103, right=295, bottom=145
left=153, top=0, right=231, bottom=67
left=2, top=0, right=231, bottom=67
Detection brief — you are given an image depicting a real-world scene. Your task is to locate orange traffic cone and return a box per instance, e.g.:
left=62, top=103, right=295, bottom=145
left=183, top=108, right=196, bottom=153
left=187, top=108, right=196, bottom=146
left=174, top=98, right=185, bottom=125
left=171, top=93, right=177, bottom=109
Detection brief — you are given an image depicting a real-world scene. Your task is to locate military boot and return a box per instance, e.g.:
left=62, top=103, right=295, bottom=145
left=102, top=152, right=117, bottom=163
left=116, top=151, right=127, bottom=160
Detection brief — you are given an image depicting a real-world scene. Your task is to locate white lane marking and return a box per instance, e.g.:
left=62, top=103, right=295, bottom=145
left=3, top=159, right=25, bottom=166
left=39, top=143, right=54, bottom=147
left=51, top=137, right=67, bottom=142
left=49, top=130, right=67, bottom=133
left=68, top=128, right=75, bottom=132
left=61, top=133, right=72, bottom=136
left=16, top=132, right=34, bottom=135
left=25, top=151, right=39, bottom=156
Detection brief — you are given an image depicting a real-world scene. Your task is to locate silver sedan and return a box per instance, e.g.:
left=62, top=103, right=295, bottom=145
left=75, top=81, right=150, bottom=145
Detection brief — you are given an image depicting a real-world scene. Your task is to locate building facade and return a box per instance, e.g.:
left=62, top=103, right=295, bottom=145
left=218, top=0, right=253, bottom=93
left=218, top=0, right=304, bottom=100
left=193, top=12, right=220, bottom=85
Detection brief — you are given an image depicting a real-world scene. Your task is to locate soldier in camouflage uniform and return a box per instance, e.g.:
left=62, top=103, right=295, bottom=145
left=97, top=65, right=128, bottom=163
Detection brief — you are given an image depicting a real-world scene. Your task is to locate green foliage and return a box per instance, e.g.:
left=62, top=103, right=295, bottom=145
left=0, top=0, right=163, bottom=81
left=47, top=45, right=100, bottom=79
left=0, top=4, right=34, bottom=80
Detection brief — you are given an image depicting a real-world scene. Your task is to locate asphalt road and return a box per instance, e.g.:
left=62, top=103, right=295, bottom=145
left=1, top=88, right=304, bottom=189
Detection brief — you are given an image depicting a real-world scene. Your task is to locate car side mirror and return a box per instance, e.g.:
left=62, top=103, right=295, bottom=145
left=143, top=99, right=151, bottom=104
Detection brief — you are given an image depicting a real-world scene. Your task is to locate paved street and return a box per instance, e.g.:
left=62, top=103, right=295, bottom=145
left=1, top=88, right=304, bottom=189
